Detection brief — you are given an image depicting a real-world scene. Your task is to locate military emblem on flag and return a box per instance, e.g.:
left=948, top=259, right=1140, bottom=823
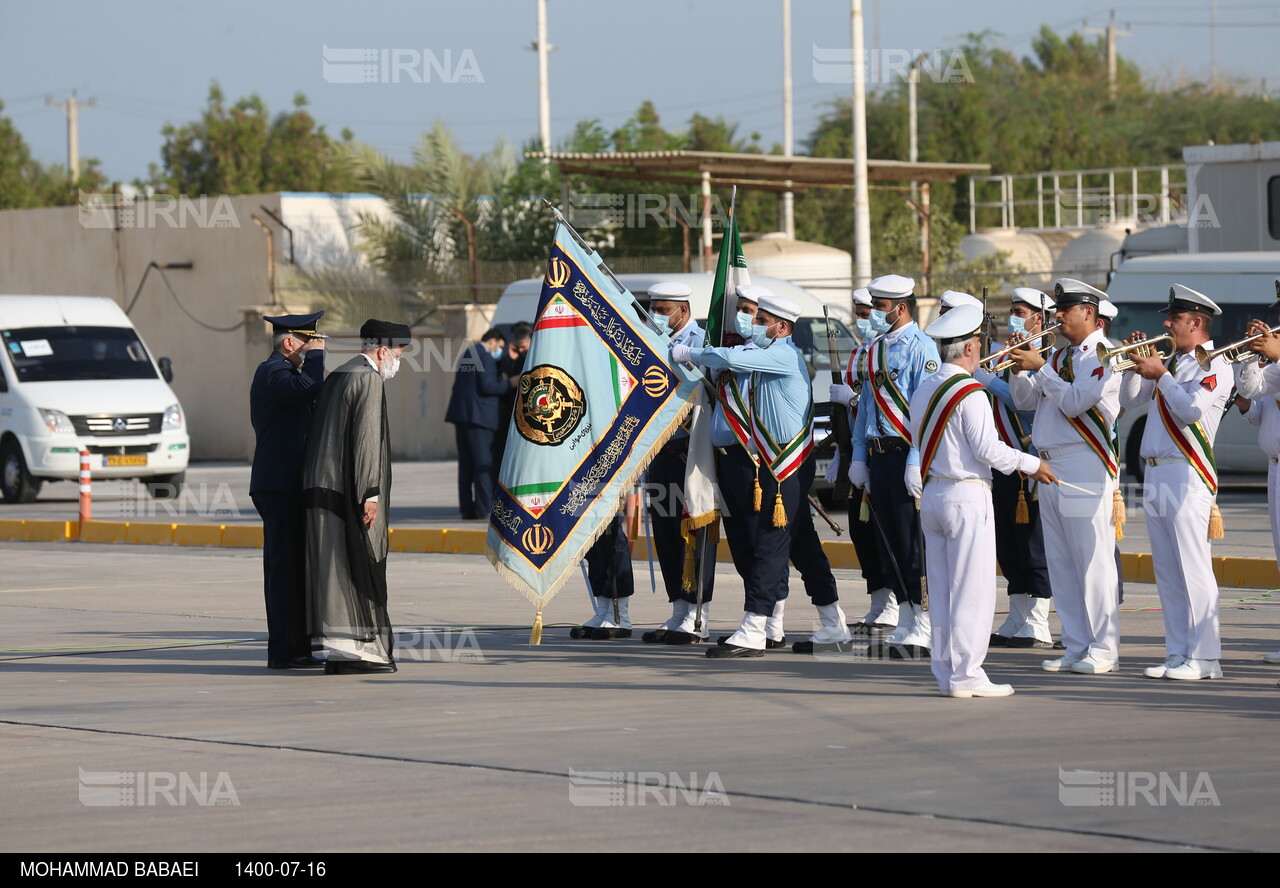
left=486, top=213, right=702, bottom=639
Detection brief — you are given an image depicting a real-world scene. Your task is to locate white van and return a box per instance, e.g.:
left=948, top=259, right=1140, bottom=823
left=493, top=272, right=859, bottom=498
left=1106, top=252, right=1279, bottom=477
left=0, top=295, right=189, bottom=502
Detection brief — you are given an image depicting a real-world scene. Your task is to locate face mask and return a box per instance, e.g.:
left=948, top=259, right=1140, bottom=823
left=490, top=346, right=504, bottom=361
left=751, top=323, right=776, bottom=349
left=1008, top=316, right=1026, bottom=337
left=855, top=318, right=874, bottom=340
left=735, top=312, right=755, bottom=338
left=652, top=313, right=672, bottom=335
left=381, top=354, right=400, bottom=381
left=868, top=309, right=890, bottom=335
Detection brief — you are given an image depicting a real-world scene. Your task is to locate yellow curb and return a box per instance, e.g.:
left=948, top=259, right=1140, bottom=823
left=0, top=519, right=24, bottom=538
left=77, top=521, right=130, bottom=544
left=126, top=523, right=177, bottom=545
left=173, top=524, right=225, bottom=547
left=20, top=520, right=75, bottom=541
left=221, top=525, right=264, bottom=548
left=390, top=528, right=444, bottom=552
left=440, top=528, right=486, bottom=554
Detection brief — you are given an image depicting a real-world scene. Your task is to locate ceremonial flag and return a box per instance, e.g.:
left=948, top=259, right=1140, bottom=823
left=486, top=215, right=702, bottom=639
left=705, top=191, right=750, bottom=349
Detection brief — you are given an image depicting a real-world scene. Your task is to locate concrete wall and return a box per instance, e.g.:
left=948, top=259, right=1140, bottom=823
left=0, top=195, right=495, bottom=462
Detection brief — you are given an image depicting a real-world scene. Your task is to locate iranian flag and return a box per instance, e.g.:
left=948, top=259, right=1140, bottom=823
left=705, top=192, right=750, bottom=349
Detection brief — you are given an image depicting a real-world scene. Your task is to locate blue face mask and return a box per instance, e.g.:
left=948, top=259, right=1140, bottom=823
left=735, top=311, right=755, bottom=339
left=751, top=323, right=776, bottom=349
left=1008, top=316, right=1026, bottom=337
left=867, top=309, right=891, bottom=335
left=652, top=313, right=672, bottom=335
left=490, top=346, right=504, bottom=361
left=855, top=318, right=874, bottom=340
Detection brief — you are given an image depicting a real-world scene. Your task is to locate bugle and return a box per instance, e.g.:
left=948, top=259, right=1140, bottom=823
left=980, top=323, right=1061, bottom=373
left=1097, top=334, right=1173, bottom=372
left=1194, top=324, right=1280, bottom=370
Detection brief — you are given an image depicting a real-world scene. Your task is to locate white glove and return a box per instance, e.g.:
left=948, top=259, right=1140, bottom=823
left=904, top=464, right=923, bottom=500
left=670, top=344, right=694, bottom=365
left=823, top=457, right=840, bottom=484
left=828, top=383, right=855, bottom=406
left=848, top=461, right=870, bottom=490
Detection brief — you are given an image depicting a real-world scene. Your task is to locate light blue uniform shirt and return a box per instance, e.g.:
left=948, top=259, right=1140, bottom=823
left=690, top=336, right=812, bottom=450
left=852, top=322, right=939, bottom=468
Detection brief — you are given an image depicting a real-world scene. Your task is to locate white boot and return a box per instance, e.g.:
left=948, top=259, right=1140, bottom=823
left=900, top=605, right=931, bottom=650
left=723, top=612, right=768, bottom=650
left=675, top=601, right=711, bottom=638
left=597, top=595, right=631, bottom=630
left=1014, top=597, right=1053, bottom=644
left=859, top=588, right=899, bottom=627
left=996, top=593, right=1029, bottom=638
left=765, top=598, right=786, bottom=643
left=581, top=595, right=608, bottom=629
left=884, top=599, right=915, bottom=645
left=809, top=602, right=853, bottom=644
left=662, top=599, right=690, bottom=632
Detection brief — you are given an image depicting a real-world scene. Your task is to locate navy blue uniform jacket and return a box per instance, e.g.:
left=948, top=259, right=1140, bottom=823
left=249, top=350, right=326, bottom=494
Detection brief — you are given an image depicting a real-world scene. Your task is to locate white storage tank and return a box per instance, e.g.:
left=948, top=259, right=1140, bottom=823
left=960, top=229, right=1059, bottom=291
left=743, top=232, right=853, bottom=323
left=1055, top=225, right=1129, bottom=289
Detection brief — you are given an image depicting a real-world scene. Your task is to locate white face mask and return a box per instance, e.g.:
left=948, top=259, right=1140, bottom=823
left=381, top=353, right=400, bottom=380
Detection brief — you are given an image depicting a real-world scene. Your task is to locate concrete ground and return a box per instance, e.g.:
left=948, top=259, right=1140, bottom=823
left=3, top=520, right=1279, bottom=852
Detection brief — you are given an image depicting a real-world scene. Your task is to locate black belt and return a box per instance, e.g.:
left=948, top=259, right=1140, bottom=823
left=868, top=437, right=909, bottom=454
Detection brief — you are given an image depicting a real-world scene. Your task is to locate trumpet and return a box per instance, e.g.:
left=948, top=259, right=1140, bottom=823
left=980, top=323, right=1062, bottom=373
left=1194, top=324, right=1280, bottom=370
left=1097, top=334, right=1173, bottom=372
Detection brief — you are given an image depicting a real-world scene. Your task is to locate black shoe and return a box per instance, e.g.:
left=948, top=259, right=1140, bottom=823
left=888, top=643, right=930, bottom=661
left=642, top=629, right=669, bottom=643
left=324, top=660, right=397, bottom=675
left=766, top=636, right=787, bottom=649
left=569, top=625, right=597, bottom=639
left=989, top=633, right=1010, bottom=647
left=589, top=627, right=632, bottom=640
left=663, top=631, right=705, bottom=645
left=791, top=639, right=853, bottom=655
left=1006, top=636, right=1053, bottom=649
left=1053, top=640, right=1065, bottom=650
left=850, top=621, right=894, bottom=636
left=268, top=655, right=326, bottom=670
left=460, top=510, right=479, bottom=520
left=705, top=644, right=764, bottom=659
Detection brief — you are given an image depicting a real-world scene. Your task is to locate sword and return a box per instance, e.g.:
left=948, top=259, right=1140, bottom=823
left=808, top=494, right=844, bottom=535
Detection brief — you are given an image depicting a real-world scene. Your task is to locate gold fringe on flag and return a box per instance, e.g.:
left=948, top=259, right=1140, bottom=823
left=1112, top=487, right=1125, bottom=541
left=529, top=608, right=543, bottom=645
left=1015, top=488, right=1029, bottom=524
left=1208, top=502, right=1224, bottom=540
left=772, top=490, right=787, bottom=527
left=859, top=490, right=870, bottom=522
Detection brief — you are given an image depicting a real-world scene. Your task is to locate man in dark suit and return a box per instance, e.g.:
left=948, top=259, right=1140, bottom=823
left=492, top=321, right=532, bottom=472
left=249, top=311, right=327, bottom=670
left=445, top=327, right=512, bottom=520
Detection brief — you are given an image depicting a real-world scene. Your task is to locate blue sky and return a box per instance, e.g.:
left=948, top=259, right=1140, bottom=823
left=2, top=0, right=1277, bottom=181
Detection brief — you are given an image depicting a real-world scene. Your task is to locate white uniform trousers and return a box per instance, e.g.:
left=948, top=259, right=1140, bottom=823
left=922, top=479, right=997, bottom=692
left=1270, top=460, right=1280, bottom=562
left=1038, top=446, right=1120, bottom=660
left=1144, top=463, right=1220, bottom=660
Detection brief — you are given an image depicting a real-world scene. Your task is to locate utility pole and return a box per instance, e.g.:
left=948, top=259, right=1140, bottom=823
left=781, top=0, right=795, bottom=238
left=531, top=0, right=553, bottom=157
left=850, top=0, right=871, bottom=286
left=1210, top=0, right=1218, bottom=91
left=1084, top=10, right=1130, bottom=102
left=46, top=90, right=96, bottom=180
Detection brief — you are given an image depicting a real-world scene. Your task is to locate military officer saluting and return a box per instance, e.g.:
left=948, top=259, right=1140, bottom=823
left=1006, top=279, right=1122, bottom=676
left=249, top=310, right=327, bottom=670
left=910, top=305, right=1059, bottom=697
left=673, top=289, right=848, bottom=657
left=849, top=274, right=941, bottom=657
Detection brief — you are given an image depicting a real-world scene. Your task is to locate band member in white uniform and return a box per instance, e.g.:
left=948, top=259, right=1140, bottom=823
left=909, top=305, right=1058, bottom=697
left=1120, top=285, right=1231, bottom=681
left=1006, top=279, right=1123, bottom=675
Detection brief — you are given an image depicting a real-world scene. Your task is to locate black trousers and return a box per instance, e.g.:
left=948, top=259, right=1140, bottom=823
left=866, top=447, right=924, bottom=606
left=646, top=442, right=715, bottom=604
left=991, top=469, right=1051, bottom=599
left=252, top=491, right=309, bottom=663
left=454, top=423, right=495, bottom=517
left=717, top=446, right=789, bottom=604
left=740, top=454, right=838, bottom=617
left=585, top=512, right=634, bottom=600
left=845, top=487, right=888, bottom=595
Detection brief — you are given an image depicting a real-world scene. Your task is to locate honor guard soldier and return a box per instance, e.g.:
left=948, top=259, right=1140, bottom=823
left=827, top=287, right=894, bottom=633
left=1119, top=285, right=1231, bottom=681
left=938, top=290, right=984, bottom=313
left=976, top=288, right=1055, bottom=648
left=1006, top=279, right=1122, bottom=675
left=910, top=305, right=1059, bottom=696
left=694, top=285, right=793, bottom=650
left=673, top=288, right=848, bottom=657
left=640, top=281, right=716, bottom=644
left=249, top=311, right=327, bottom=670
left=1096, top=297, right=1127, bottom=608
left=1238, top=303, right=1280, bottom=679
left=848, top=274, right=941, bottom=656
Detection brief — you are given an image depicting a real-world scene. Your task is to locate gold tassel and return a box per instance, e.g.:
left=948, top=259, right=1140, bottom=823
left=1112, top=487, right=1125, bottom=541
left=1015, top=488, right=1029, bottom=524
left=772, top=490, right=787, bottom=527
left=529, top=608, right=543, bottom=645
left=859, top=490, right=870, bottom=523
left=1208, top=502, right=1224, bottom=540
left=681, top=536, right=696, bottom=591
left=752, top=476, right=762, bottom=512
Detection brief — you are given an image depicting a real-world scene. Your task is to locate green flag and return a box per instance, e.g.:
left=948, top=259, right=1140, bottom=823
left=705, top=194, right=750, bottom=348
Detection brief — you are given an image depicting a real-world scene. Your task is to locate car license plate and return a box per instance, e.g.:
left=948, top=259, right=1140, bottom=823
left=103, top=455, right=147, bottom=467
left=814, top=458, right=831, bottom=478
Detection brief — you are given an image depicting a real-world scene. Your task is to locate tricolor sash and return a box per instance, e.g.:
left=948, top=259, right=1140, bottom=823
left=717, top=375, right=755, bottom=458
left=750, top=372, right=815, bottom=482
left=868, top=337, right=912, bottom=442
left=1155, top=355, right=1218, bottom=494
left=1052, top=346, right=1118, bottom=478
left=919, top=373, right=987, bottom=480
left=992, top=365, right=1028, bottom=451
